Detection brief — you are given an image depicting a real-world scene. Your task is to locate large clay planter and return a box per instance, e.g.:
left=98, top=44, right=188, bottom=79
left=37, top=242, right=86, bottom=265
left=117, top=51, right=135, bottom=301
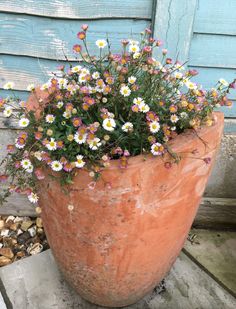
left=35, top=112, right=224, bottom=307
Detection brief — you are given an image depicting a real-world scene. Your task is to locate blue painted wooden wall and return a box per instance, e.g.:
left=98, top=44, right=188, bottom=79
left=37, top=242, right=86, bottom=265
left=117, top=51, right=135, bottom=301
left=0, top=0, right=235, bottom=131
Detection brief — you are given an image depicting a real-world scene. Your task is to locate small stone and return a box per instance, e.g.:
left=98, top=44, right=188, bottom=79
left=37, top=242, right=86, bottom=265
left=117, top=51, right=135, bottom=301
left=17, top=231, right=31, bottom=244
left=0, top=256, right=12, bottom=266
left=27, top=243, right=43, bottom=255
left=0, top=220, right=4, bottom=230
left=28, top=226, right=37, bottom=237
left=0, top=247, right=14, bottom=259
left=17, top=229, right=23, bottom=236
left=16, top=251, right=25, bottom=258
left=37, top=228, right=44, bottom=234
left=35, top=207, right=42, bottom=214
left=0, top=244, right=3, bottom=249
left=1, top=229, right=9, bottom=237
left=21, top=221, right=33, bottom=232
left=9, top=223, right=19, bottom=231
left=36, top=217, right=43, bottom=228
left=6, top=216, right=15, bottom=223
left=14, top=216, right=22, bottom=223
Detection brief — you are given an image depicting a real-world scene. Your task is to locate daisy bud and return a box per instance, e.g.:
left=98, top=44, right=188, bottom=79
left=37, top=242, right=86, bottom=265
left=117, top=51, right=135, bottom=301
left=73, top=44, right=82, bottom=53
left=81, top=24, right=88, bottom=31
left=162, top=49, right=168, bottom=55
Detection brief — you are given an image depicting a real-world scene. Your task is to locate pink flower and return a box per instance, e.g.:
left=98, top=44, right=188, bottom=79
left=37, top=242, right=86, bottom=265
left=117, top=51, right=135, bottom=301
left=73, top=44, right=82, bottom=53
left=77, top=31, right=86, bottom=40
left=0, top=175, right=8, bottom=183
left=7, top=144, right=15, bottom=153
left=81, top=24, right=88, bottom=31
left=145, top=28, right=152, bottom=34
left=143, top=46, right=152, bottom=53
left=123, top=150, right=130, bottom=157
left=188, top=69, right=198, bottom=76
left=35, top=168, right=45, bottom=180
left=162, top=48, right=168, bottom=55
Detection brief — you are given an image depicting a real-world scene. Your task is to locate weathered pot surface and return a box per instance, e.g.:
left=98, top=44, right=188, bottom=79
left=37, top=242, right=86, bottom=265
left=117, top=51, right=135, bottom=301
left=34, top=111, right=224, bottom=307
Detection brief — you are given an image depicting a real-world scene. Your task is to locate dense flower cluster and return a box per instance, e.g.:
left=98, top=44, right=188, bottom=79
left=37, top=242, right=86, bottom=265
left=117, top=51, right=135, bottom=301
left=0, top=25, right=235, bottom=204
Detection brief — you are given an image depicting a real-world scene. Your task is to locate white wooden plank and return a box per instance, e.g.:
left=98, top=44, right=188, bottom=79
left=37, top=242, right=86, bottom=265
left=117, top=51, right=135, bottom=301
left=0, top=0, right=152, bottom=19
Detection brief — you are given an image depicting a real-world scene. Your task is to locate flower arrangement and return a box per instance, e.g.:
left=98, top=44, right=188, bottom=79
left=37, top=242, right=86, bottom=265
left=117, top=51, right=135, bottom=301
left=0, top=25, right=235, bottom=205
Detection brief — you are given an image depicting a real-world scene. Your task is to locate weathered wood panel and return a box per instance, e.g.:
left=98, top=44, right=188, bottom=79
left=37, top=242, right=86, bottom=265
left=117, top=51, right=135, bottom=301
left=189, top=34, right=236, bottom=69
left=0, top=0, right=152, bottom=19
left=0, top=14, right=150, bottom=60
left=194, top=0, right=236, bottom=35
left=194, top=198, right=236, bottom=229
left=0, top=90, right=29, bottom=102
left=153, top=0, right=197, bottom=61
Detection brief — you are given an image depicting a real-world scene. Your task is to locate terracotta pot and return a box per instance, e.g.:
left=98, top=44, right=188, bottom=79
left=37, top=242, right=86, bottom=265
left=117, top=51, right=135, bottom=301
left=35, top=111, right=224, bottom=307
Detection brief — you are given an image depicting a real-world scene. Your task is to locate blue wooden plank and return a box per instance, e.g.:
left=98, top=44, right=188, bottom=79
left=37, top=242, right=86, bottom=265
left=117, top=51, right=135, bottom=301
left=194, top=0, right=236, bottom=35
left=0, top=89, right=29, bottom=102
left=0, top=13, right=150, bottom=60
left=189, top=34, right=236, bottom=69
left=0, top=0, right=152, bottom=19
left=153, top=0, right=197, bottom=62
left=224, top=119, right=236, bottom=133
left=0, top=55, right=65, bottom=90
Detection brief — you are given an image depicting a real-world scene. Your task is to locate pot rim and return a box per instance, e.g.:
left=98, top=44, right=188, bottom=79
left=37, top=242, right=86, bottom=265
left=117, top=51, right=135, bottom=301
left=95, top=111, right=224, bottom=170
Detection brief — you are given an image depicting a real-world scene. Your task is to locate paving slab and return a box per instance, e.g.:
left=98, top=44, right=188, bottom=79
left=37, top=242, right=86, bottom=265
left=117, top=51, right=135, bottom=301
left=0, top=249, right=236, bottom=309
left=0, top=293, right=7, bottom=309
left=184, top=229, right=236, bottom=297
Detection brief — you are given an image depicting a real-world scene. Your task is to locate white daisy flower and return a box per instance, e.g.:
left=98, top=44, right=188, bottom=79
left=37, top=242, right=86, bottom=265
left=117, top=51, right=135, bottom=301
left=133, top=52, right=141, bottom=59
left=34, top=151, right=43, bottom=161
left=26, top=165, right=34, bottom=173
left=51, top=161, right=63, bottom=172
left=174, top=72, right=183, bottom=79
left=139, top=103, right=150, bottom=113
left=19, top=118, right=30, bottom=127
left=133, top=97, right=144, bottom=105
left=28, top=192, right=39, bottom=204
left=58, top=78, right=68, bottom=89
left=219, top=78, right=229, bottom=87
left=40, top=83, right=50, bottom=91
left=45, top=114, right=55, bottom=123
left=185, top=80, right=197, bottom=90
left=151, top=143, right=164, bottom=156
left=120, top=85, right=131, bottom=97
left=57, top=101, right=64, bottom=109
left=81, top=68, right=90, bottom=75
left=170, top=114, right=179, bottom=123
left=3, top=106, right=13, bottom=117
left=102, top=118, right=116, bottom=132
left=27, top=83, right=35, bottom=91
left=75, top=155, right=86, bottom=168
left=92, top=71, right=100, bottom=79
left=74, top=133, right=87, bottom=144
left=88, top=137, right=102, bottom=150
left=149, top=121, right=160, bottom=133
left=46, top=138, right=57, bottom=151
left=95, top=39, right=107, bottom=49
left=129, top=44, right=140, bottom=53
left=63, top=111, right=71, bottom=119
left=128, top=76, right=137, bottom=84
left=79, top=74, right=87, bottom=84
left=3, top=81, right=15, bottom=90
left=122, top=122, right=133, bottom=132
left=180, top=112, right=188, bottom=119
left=21, top=159, right=32, bottom=170
left=71, top=65, right=82, bottom=73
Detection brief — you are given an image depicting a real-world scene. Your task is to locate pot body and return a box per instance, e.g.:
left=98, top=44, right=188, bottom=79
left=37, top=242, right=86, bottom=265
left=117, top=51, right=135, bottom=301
left=38, top=112, right=224, bottom=307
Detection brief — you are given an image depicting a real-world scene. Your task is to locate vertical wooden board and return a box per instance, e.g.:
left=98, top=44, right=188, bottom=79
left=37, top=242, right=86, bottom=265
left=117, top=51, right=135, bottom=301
left=0, top=14, right=149, bottom=60
left=0, top=0, right=152, bottom=19
left=194, top=0, right=236, bottom=35
left=153, top=0, right=197, bottom=62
